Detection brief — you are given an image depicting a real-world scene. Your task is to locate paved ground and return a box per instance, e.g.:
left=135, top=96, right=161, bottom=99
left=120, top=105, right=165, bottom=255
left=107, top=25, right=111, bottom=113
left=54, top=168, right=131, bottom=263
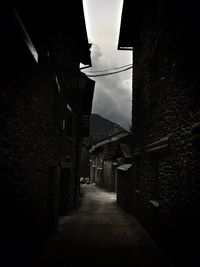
left=33, top=184, right=174, bottom=267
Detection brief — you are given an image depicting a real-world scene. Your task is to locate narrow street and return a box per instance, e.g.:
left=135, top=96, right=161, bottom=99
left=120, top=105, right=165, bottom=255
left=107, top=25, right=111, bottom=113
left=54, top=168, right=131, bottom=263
left=2, top=4, right=199, bottom=267
left=33, top=184, right=173, bottom=267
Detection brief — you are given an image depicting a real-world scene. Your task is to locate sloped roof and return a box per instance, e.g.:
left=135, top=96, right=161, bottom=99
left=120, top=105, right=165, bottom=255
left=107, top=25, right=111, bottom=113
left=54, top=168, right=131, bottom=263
left=118, top=164, right=132, bottom=171
left=14, top=2, right=91, bottom=65
left=90, top=130, right=131, bottom=152
left=118, top=0, right=144, bottom=50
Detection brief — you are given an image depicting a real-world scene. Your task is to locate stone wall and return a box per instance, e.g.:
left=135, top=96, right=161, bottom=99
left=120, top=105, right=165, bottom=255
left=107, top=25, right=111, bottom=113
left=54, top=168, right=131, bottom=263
left=0, top=52, right=61, bottom=264
left=126, top=1, right=200, bottom=265
left=0, top=6, right=92, bottom=265
left=0, top=10, right=73, bottom=262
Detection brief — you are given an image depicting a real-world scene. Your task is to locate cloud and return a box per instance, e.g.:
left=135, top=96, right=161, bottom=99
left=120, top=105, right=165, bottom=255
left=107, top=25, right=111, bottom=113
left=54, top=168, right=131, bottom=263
left=92, top=79, right=132, bottom=129
left=84, top=44, right=132, bottom=130
left=90, top=43, right=102, bottom=62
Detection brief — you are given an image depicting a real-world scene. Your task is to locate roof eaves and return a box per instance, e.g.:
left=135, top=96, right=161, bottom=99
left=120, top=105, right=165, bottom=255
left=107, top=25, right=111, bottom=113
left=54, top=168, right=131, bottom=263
left=118, top=0, right=144, bottom=50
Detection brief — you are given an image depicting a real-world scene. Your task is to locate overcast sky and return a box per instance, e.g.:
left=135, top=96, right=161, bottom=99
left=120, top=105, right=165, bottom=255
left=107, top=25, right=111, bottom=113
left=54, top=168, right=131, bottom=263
left=82, top=0, right=132, bottom=130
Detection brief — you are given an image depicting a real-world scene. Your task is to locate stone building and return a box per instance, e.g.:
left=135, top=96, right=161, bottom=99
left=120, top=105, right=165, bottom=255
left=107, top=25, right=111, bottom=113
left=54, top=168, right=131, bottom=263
left=118, top=0, right=200, bottom=266
left=90, top=130, right=131, bottom=191
left=0, top=3, right=94, bottom=264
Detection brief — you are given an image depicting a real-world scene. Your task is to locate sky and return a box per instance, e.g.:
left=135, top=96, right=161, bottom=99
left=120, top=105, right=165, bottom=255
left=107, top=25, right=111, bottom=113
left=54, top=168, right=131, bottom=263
left=82, top=0, right=132, bottom=130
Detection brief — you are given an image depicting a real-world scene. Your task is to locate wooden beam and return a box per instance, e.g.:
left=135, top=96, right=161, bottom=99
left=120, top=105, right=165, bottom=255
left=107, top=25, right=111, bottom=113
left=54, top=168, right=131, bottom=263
left=13, top=8, right=38, bottom=63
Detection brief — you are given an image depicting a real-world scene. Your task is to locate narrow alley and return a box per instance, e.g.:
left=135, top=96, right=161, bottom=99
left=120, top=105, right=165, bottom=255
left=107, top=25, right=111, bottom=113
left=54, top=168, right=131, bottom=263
left=1, top=3, right=200, bottom=267
left=33, top=184, right=173, bottom=267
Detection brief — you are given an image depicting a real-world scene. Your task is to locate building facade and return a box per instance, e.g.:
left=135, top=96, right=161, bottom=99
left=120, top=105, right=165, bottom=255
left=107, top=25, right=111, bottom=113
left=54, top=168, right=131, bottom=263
left=118, top=1, right=200, bottom=266
left=0, top=3, right=94, bottom=263
left=90, top=130, right=131, bottom=192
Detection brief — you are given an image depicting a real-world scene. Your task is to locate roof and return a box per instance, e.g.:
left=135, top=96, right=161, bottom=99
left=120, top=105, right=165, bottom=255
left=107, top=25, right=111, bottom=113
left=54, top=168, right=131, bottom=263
left=118, top=0, right=200, bottom=54
left=118, top=164, right=132, bottom=171
left=90, top=130, right=131, bottom=152
left=118, top=0, right=147, bottom=50
left=13, top=3, right=91, bottom=65
left=13, top=9, right=38, bottom=63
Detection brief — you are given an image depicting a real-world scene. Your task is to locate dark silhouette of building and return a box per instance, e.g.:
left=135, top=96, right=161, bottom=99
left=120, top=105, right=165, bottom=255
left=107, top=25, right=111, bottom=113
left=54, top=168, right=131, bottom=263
left=0, top=3, right=94, bottom=265
left=118, top=1, right=200, bottom=266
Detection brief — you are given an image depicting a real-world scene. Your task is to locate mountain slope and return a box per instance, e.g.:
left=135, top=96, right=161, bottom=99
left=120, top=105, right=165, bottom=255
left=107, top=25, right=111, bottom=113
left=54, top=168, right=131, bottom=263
left=89, top=114, right=124, bottom=143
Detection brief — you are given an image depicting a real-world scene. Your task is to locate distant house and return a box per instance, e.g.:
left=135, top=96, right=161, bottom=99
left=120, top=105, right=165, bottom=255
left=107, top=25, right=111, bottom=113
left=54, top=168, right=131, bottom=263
left=90, top=130, right=131, bottom=192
